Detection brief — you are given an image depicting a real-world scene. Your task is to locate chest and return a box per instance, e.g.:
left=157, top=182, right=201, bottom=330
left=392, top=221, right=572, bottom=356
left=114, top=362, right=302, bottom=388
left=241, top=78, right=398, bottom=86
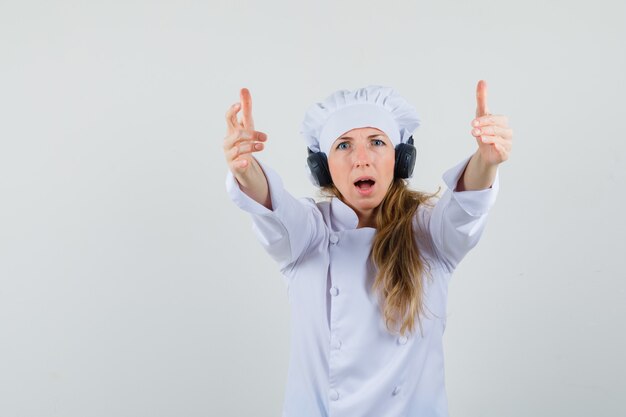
left=288, top=228, right=448, bottom=334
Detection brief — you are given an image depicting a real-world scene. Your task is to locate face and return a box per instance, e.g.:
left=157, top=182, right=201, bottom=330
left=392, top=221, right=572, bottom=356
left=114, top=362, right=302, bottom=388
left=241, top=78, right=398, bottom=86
left=327, top=127, right=396, bottom=219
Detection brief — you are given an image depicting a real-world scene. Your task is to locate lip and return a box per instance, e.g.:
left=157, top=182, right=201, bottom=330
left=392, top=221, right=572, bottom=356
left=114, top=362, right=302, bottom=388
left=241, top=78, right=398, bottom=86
left=353, top=176, right=376, bottom=183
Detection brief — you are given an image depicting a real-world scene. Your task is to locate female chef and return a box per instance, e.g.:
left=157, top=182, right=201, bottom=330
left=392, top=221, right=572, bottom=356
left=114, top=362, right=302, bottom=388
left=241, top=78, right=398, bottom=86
left=223, top=81, right=512, bottom=417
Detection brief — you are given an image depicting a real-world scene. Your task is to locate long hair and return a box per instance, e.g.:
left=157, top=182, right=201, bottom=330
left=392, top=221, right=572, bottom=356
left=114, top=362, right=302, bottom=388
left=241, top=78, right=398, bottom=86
left=320, top=178, right=439, bottom=336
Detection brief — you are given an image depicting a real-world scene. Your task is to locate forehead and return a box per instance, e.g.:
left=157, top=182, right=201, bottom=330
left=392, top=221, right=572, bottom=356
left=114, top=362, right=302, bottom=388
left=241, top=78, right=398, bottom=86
left=337, top=126, right=387, bottom=139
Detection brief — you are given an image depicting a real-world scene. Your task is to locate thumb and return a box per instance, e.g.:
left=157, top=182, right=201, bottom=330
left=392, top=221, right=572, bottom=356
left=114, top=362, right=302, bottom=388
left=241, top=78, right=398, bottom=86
left=475, top=80, right=490, bottom=117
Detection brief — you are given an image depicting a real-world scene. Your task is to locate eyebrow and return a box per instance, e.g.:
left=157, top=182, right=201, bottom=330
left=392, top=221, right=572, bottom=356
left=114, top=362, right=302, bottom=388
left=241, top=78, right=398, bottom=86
left=337, top=134, right=385, bottom=140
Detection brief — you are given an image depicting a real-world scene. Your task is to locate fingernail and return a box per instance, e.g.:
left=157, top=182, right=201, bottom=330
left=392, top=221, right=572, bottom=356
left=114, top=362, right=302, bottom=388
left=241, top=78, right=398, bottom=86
left=473, top=128, right=481, bottom=135
left=472, top=119, right=480, bottom=127
left=481, top=137, right=488, bottom=143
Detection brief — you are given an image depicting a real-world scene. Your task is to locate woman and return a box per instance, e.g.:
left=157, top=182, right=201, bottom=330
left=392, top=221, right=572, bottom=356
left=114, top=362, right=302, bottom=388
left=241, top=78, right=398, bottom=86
left=223, top=82, right=512, bottom=417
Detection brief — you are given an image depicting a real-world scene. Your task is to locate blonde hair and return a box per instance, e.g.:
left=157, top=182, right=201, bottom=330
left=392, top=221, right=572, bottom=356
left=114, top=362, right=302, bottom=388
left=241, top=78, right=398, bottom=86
left=320, top=178, right=439, bottom=336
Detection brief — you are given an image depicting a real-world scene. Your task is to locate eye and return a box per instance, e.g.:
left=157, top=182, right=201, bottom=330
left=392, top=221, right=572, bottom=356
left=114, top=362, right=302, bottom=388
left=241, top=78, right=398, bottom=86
left=372, top=138, right=385, bottom=146
left=336, top=142, right=350, bottom=150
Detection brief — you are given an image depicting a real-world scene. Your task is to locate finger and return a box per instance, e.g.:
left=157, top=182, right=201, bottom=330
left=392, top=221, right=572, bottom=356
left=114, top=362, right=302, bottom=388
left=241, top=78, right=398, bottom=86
left=228, top=142, right=265, bottom=161
left=499, top=127, right=513, bottom=140
left=471, top=124, right=513, bottom=141
left=240, top=88, right=255, bottom=131
left=230, top=158, right=249, bottom=172
left=230, top=103, right=241, bottom=130
left=225, top=103, right=241, bottom=133
left=223, top=129, right=252, bottom=151
left=476, top=137, right=509, bottom=162
left=223, top=129, right=267, bottom=152
left=478, top=134, right=499, bottom=145
left=472, top=114, right=509, bottom=128
left=483, top=125, right=512, bottom=141
left=475, top=80, right=490, bottom=118
left=478, top=135, right=512, bottom=152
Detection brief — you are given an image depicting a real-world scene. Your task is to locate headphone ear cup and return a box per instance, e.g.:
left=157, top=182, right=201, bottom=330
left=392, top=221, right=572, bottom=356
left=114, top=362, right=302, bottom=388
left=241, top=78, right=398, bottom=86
left=394, top=142, right=417, bottom=179
left=307, top=149, right=333, bottom=187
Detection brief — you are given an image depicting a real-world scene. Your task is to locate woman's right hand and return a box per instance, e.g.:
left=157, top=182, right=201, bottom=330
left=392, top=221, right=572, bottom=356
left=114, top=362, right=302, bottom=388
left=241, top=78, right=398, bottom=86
left=223, top=88, right=272, bottom=209
left=223, top=88, right=267, bottom=180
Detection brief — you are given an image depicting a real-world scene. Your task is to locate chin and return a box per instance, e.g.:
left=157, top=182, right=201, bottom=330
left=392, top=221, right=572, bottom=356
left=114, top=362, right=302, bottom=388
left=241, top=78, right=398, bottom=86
left=345, top=194, right=384, bottom=212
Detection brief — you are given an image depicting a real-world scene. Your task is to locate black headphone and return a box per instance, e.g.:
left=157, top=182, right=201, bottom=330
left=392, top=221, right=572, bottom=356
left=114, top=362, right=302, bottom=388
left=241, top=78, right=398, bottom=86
left=307, top=136, right=417, bottom=187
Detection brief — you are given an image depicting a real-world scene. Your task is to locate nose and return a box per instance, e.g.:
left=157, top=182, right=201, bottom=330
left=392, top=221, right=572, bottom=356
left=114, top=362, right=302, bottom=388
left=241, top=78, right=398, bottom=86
left=353, top=143, right=371, bottom=168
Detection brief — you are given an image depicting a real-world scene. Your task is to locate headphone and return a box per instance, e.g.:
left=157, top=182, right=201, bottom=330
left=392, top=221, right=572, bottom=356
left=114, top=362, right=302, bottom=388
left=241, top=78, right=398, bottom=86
left=307, top=136, right=417, bottom=187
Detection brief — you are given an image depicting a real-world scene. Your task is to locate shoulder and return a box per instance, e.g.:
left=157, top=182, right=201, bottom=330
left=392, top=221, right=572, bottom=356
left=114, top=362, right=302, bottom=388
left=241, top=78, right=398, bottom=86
left=291, top=196, right=330, bottom=226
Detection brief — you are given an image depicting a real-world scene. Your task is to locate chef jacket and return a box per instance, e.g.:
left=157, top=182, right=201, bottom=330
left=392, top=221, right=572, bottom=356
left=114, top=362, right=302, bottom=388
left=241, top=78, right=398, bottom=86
left=225, top=154, right=499, bottom=417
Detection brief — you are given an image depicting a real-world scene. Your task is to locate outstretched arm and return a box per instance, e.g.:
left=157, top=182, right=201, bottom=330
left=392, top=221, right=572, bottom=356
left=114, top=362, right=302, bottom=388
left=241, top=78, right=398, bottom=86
left=223, top=88, right=326, bottom=278
left=223, top=87, right=271, bottom=209
left=457, top=80, right=513, bottom=191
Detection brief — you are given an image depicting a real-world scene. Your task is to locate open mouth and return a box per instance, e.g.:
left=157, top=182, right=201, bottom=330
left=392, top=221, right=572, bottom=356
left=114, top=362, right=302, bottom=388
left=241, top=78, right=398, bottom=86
left=354, top=177, right=376, bottom=194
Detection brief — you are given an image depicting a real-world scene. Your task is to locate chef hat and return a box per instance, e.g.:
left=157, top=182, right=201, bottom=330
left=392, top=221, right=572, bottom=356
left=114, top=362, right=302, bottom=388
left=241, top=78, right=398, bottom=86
left=300, top=85, right=420, bottom=156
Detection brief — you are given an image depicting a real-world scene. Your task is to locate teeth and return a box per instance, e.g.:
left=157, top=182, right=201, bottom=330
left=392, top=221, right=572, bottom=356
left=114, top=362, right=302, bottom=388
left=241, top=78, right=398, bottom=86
left=355, top=179, right=375, bottom=189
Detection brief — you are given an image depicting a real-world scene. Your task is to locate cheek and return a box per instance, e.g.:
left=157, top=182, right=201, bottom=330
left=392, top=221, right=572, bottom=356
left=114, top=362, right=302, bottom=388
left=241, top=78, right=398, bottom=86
left=328, top=158, right=348, bottom=185
left=381, top=154, right=396, bottom=181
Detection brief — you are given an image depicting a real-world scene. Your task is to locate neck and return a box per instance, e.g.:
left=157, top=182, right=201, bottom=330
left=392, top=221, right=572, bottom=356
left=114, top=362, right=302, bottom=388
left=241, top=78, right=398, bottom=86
left=333, top=193, right=377, bottom=229
left=356, top=209, right=376, bottom=228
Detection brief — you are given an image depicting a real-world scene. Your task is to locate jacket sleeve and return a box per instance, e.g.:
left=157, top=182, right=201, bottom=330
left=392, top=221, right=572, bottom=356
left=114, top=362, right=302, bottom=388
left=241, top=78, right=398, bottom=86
left=225, top=159, right=325, bottom=280
left=427, top=155, right=500, bottom=272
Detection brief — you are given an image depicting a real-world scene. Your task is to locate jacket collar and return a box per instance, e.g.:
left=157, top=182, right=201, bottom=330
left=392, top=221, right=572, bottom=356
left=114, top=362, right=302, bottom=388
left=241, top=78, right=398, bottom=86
left=330, top=197, right=360, bottom=231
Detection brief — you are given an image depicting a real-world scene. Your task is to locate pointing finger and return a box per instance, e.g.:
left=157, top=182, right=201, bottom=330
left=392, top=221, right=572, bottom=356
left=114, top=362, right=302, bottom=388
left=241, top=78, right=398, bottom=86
left=240, top=88, right=255, bottom=131
left=475, top=80, right=490, bottom=118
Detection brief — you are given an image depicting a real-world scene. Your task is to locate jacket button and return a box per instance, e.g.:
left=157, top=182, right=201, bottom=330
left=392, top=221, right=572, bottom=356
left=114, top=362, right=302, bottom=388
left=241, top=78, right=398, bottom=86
left=332, top=339, right=342, bottom=349
left=329, top=234, right=339, bottom=244
left=329, top=287, right=339, bottom=296
left=329, top=389, right=339, bottom=401
left=398, top=335, right=408, bottom=345
left=392, top=385, right=401, bottom=396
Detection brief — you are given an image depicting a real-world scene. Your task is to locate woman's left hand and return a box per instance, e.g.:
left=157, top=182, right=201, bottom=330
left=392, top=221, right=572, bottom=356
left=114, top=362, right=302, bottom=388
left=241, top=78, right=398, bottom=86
left=470, top=80, right=513, bottom=166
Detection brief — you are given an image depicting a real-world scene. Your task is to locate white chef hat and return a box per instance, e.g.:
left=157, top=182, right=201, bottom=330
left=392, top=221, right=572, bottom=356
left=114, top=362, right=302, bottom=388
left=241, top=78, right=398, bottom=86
left=300, top=85, right=420, bottom=156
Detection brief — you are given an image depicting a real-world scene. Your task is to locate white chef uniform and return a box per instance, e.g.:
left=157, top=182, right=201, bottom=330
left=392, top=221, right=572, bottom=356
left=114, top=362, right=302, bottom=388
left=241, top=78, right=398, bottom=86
left=225, top=153, right=499, bottom=417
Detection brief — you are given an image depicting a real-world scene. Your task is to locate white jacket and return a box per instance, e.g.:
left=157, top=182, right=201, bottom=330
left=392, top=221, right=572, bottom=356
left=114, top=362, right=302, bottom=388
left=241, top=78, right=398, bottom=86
left=225, top=155, right=499, bottom=417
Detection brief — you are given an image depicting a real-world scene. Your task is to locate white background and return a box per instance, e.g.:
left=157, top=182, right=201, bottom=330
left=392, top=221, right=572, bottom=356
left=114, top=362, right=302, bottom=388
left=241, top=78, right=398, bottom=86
left=1, top=0, right=625, bottom=416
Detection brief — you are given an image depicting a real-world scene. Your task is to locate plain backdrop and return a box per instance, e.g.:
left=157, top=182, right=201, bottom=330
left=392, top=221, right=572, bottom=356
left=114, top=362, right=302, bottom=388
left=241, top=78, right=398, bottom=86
left=1, top=0, right=625, bottom=416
